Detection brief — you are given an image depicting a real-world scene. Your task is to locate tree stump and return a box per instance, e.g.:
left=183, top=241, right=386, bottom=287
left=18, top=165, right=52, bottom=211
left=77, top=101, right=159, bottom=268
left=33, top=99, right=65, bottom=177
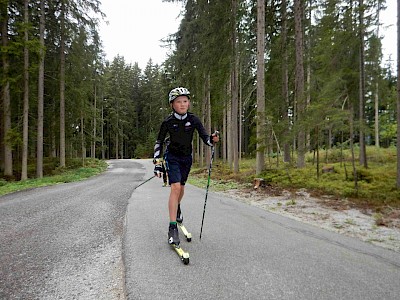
left=253, top=178, right=265, bottom=189
left=322, top=165, right=335, bottom=173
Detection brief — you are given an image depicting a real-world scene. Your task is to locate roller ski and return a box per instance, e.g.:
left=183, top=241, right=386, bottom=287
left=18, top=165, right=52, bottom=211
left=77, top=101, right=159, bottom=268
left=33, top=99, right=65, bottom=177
left=176, top=205, right=192, bottom=242
left=168, top=223, right=190, bottom=265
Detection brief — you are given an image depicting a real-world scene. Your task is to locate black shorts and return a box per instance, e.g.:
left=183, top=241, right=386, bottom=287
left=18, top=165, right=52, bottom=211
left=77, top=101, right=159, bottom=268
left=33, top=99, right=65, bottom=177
left=165, top=152, right=192, bottom=185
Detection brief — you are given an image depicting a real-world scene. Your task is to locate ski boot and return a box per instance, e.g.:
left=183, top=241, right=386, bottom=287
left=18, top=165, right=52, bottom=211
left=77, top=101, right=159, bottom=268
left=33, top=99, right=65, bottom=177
left=168, top=223, right=180, bottom=245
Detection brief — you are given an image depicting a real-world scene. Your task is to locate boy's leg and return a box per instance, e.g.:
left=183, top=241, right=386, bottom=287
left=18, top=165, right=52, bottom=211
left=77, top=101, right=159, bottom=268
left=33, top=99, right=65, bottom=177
left=165, top=154, right=191, bottom=245
left=175, top=155, right=191, bottom=223
left=168, top=183, right=182, bottom=222
left=178, top=186, right=185, bottom=203
left=176, top=186, right=185, bottom=223
left=168, top=183, right=182, bottom=245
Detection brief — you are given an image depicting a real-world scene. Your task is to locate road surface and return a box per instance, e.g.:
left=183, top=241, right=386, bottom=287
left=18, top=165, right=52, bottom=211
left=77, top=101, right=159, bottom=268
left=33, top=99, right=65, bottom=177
left=125, top=162, right=400, bottom=299
left=1, top=159, right=399, bottom=299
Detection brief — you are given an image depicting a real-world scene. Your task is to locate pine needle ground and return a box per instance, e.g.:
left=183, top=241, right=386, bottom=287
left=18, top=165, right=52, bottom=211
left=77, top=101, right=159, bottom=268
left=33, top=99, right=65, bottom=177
left=189, top=146, right=400, bottom=229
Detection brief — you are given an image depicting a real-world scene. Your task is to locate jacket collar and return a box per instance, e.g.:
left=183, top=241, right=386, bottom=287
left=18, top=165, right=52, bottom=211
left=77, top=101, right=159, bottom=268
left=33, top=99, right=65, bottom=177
left=173, top=112, right=188, bottom=120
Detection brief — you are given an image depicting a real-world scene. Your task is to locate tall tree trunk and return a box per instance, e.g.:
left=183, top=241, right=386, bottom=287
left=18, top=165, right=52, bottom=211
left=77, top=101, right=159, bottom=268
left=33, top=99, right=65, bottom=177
left=199, top=79, right=206, bottom=168
left=81, top=111, right=85, bottom=164
left=101, top=105, right=104, bottom=159
left=115, top=97, right=119, bottom=159
left=223, top=103, right=227, bottom=162
left=256, top=0, right=266, bottom=175
left=358, top=0, right=368, bottom=168
left=374, top=1, right=381, bottom=148
left=0, top=84, right=3, bottom=172
left=350, top=104, right=358, bottom=192
left=120, top=127, right=123, bottom=159
left=59, top=0, right=66, bottom=167
left=231, top=0, right=239, bottom=173
left=21, top=0, right=30, bottom=180
left=281, top=0, right=291, bottom=163
left=101, top=96, right=105, bottom=159
left=239, top=64, right=242, bottom=162
left=37, top=0, right=45, bottom=178
left=374, top=78, right=379, bottom=147
left=51, top=118, right=56, bottom=157
left=397, top=0, right=400, bottom=188
left=1, top=0, right=13, bottom=177
left=306, top=0, right=312, bottom=150
left=231, top=68, right=239, bottom=173
left=115, top=131, right=119, bottom=159
left=92, top=84, right=97, bottom=158
left=295, top=0, right=306, bottom=168
left=316, top=127, right=320, bottom=179
left=227, top=78, right=233, bottom=169
left=205, top=73, right=211, bottom=164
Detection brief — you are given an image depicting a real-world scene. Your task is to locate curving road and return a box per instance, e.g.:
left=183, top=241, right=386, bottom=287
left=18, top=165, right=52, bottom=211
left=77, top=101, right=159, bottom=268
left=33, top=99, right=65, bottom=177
left=0, top=159, right=149, bottom=300
left=125, top=163, right=400, bottom=300
left=1, top=159, right=400, bottom=299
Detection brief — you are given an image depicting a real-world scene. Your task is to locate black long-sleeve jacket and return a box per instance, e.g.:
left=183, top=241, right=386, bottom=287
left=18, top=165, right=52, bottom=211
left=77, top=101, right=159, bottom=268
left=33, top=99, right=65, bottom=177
left=154, top=112, right=213, bottom=159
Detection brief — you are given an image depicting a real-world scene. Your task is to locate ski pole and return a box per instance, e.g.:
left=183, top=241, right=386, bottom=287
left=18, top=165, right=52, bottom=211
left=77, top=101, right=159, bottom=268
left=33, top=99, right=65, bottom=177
left=135, top=175, right=155, bottom=189
left=200, top=145, right=216, bottom=240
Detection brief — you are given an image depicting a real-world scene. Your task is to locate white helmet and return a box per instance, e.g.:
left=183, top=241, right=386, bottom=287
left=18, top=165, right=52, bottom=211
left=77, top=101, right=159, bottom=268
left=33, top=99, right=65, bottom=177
left=168, top=87, right=190, bottom=103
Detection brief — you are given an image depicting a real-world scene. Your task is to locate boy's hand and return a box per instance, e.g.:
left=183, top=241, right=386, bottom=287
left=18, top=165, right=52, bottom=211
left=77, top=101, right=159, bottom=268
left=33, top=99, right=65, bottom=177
left=154, top=163, right=163, bottom=178
left=211, top=131, right=219, bottom=144
left=153, top=159, right=163, bottom=178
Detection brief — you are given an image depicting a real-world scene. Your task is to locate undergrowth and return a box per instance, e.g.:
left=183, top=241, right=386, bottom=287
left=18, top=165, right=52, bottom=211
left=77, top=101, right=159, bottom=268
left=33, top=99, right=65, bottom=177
left=190, top=146, right=400, bottom=210
left=0, top=158, right=108, bottom=196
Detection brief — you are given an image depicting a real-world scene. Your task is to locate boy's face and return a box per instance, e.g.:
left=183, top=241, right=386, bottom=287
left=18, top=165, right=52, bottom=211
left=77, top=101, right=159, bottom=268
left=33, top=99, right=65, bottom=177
left=171, top=95, right=190, bottom=115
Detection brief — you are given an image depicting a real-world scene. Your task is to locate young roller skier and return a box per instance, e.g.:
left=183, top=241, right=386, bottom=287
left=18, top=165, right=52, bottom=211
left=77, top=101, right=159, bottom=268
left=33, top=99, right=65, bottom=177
left=153, top=87, right=219, bottom=245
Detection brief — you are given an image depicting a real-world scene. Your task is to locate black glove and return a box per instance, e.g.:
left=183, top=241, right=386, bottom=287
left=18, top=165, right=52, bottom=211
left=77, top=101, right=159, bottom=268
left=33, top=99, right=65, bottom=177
left=154, top=163, right=163, bottom=178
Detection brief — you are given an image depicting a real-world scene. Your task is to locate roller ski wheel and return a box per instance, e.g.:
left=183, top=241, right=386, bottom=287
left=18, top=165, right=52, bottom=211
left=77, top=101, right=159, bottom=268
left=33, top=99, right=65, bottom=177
left=171, top=244, right=190, bottom=265
left=176, top=206, right=192, bottom=242
left=177, top=222, right=192, bottom=242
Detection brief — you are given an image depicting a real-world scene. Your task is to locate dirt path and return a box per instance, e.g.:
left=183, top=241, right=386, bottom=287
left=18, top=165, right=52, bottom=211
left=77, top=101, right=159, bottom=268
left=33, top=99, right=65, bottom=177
left=219, top=187, right=400, bottom=253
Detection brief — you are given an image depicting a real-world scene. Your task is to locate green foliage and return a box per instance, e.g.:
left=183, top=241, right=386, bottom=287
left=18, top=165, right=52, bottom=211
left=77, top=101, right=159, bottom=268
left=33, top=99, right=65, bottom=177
left=373, top=213, right=384, bottom=226
left=187, top=176, right=243, bottom=192
left=191, top=147, right=400, bottom=209
left=380, top=123, right=397, bottom=144
left=1, top=0, right=398, bottom=194
left=0, top=159, right=108, bottom=196
left=0, top=179, right=7, bottom=187
left=134, top=131, right=157, bottom=159
left=4, top=127, right=22, bottom=150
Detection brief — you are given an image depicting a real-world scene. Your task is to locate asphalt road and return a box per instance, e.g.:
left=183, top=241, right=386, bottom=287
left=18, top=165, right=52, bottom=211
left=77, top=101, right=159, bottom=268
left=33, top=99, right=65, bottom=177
left=0, top=159, right=149, bottom=300
left=1, top=159, right=400, bottom=299
left=126, top=161, right=400, bottom=300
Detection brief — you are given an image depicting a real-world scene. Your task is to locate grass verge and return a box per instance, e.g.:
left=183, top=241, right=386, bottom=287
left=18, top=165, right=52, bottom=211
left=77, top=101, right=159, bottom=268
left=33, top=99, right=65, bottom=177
left=189, top=146, right=400, bottom=212
left=0, top=158, right=108, bottom=197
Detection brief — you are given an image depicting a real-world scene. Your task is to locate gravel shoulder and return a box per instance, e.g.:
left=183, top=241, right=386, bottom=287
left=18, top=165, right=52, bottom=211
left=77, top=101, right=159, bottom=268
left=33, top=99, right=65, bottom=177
left=219, top=187, right=400, bottom=253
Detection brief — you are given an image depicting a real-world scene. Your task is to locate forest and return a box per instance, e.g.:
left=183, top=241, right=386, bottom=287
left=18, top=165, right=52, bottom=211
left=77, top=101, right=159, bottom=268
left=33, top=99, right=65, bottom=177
left=1, top=0, right=399, bottom=191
